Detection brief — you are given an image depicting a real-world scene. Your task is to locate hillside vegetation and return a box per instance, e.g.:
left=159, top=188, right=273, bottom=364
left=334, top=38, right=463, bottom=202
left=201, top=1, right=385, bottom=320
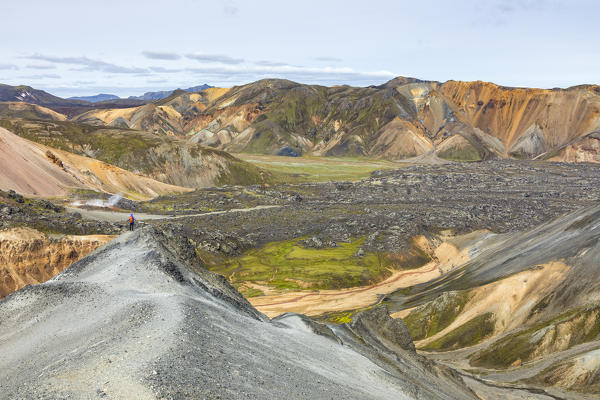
left=0, top=119, right=272, bottom=188
left=66, top=78, right=600, bottom=163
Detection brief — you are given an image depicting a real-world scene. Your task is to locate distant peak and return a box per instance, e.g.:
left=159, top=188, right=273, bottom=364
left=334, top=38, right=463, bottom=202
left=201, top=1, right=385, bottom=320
left=67, top=93, right=121, bottom=103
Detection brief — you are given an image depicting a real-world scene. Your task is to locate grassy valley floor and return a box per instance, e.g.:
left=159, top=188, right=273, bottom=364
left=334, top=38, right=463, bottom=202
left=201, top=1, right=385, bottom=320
left=234, top=154, right=404, bottom=182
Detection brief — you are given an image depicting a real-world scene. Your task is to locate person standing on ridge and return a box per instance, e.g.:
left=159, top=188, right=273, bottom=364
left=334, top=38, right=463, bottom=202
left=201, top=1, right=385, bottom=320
left=128, top=213, right=135, bottom=231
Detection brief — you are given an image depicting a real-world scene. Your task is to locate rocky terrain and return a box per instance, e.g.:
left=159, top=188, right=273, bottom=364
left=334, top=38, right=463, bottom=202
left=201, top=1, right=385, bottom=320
left=383, top=202, right=600, bottom=397
left=0, top=189, right=119, bottom=235
left=2, top=80, right=600, bottom=397
left=1, top=158, right=599, bottom=398
left=147, top=160, right=600, bottom=256
left=0, top=226, right=487, bottom=399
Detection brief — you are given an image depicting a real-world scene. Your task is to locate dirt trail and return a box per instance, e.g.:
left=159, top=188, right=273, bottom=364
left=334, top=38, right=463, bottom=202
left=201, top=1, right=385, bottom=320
left=251, top=261, right=441, bottom=318
left=66, top=204, right=281, bottom=223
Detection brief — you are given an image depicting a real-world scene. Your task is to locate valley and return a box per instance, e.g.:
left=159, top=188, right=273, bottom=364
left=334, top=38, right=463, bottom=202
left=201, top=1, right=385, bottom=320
left=1, top=78, right=600, bottom=399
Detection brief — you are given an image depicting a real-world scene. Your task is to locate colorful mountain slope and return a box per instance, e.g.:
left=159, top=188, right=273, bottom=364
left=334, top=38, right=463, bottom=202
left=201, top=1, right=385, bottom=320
left=0, top=127, right=191, bottom=199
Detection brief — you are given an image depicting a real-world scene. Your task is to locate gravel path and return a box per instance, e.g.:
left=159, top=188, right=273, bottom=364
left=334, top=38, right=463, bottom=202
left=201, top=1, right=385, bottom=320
left=66, top=204, right=281, bottom=223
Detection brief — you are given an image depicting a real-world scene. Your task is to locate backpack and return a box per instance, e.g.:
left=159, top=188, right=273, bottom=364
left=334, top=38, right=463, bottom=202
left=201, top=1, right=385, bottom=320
left=129, top=215, right=134, bottom=223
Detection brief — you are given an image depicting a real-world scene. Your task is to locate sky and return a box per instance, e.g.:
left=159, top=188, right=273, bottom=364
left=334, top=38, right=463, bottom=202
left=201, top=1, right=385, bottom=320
left=0, top=0, right=598, bottom=98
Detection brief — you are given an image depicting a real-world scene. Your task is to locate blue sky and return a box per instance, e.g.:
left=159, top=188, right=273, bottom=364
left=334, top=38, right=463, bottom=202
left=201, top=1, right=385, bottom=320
left=0, top=0, right=597, bottom=97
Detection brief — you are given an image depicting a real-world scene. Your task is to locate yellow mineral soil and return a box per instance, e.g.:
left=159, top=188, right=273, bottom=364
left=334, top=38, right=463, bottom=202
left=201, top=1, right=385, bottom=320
left=74, top=103, right=184, bottom=136
left=536, top=347, right=600, bottom=392
left=390, top=307, right=415, bottom=320
left=250, top=262, right=441, bottom=318
left=76, top=106, right=138, bottom=124
left=0, top=127, right=191, bottom=199
left=369, top=117, right=434, bottom=159
left=0, top=227, right=114, bottom=298
left=0, top=101, right=67, bottom=121
left=52, top=147, right=192, bottom=200
left=416, top=261, right=570, bottom=349
left=202, top=87, right=230, bottom=103
left=311, top=130, right=347, bottom=156
left=157, top=105, right=182, bottom=120
left=185, top=103, right=263, bottom=137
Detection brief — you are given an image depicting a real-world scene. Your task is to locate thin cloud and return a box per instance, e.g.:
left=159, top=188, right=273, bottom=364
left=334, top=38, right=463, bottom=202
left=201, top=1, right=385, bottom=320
left=185, top=64, right=396, bottom=80
left=147, top=78, right=169, bottom=84
left=26, top=54, right=148, bottom=74
left=314, top=57, right=343, bottom=63
left=223, top=0, right=238, bottom=15
left=186, top=53, right=244, bottom=64
left=475, top=0, right=560, bottom=27
left=142, top=51, right=181, bottom=60
left=150, top=66, right=182, bottom=73
left=0, top=64, right=18, bottom=70
left=255, top=60, right=291, bottom=67
left=26, top=64, right=56, bottom=70
left=19, top=73, right=61, bottom=79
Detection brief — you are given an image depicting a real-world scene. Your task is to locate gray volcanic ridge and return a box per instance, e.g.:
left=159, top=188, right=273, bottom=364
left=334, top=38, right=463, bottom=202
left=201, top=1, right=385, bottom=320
left=1, top=226, right=480, bottom=400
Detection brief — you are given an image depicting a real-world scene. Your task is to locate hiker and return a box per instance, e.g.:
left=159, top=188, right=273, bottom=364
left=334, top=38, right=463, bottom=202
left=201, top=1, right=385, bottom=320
left=128, top=213, right=135, bottom=231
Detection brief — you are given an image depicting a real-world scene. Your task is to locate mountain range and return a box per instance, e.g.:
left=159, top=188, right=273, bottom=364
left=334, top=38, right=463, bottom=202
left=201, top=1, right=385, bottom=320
left=8, top=77, right=593, bottom=163
left=67, top=93, right=120, bottom=102
left=65, top=85, right=215, bottom=103
left=0, top=83, right=213, bottom=116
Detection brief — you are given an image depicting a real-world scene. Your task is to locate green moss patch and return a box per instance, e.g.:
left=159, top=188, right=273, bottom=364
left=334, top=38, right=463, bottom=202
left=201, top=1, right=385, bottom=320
left=239, top=288, right=265, bottom=298
left=207, top=237, right=393, bottom=291
left=323, top=304, right=379, bottom=325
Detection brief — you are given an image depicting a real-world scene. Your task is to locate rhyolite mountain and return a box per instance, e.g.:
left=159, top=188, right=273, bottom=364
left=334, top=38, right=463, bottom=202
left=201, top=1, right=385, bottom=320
left=4, top=78, right=600, bottom=162
left=67, top=77, right=600, bottom=162
left=0, top=83, right=87, bottom=107
left=183, top=78, right=600, bottom=162
left=0, top=118, right=272, bottom=189
left=67, top=93, right=120, bottom=102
